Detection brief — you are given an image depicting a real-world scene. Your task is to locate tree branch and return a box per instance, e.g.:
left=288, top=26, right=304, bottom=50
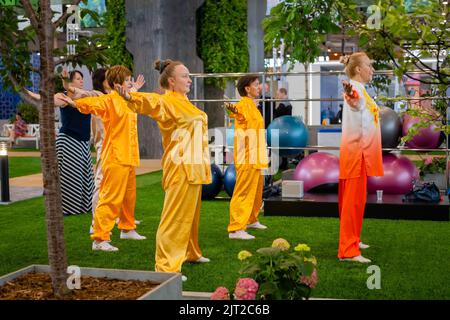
left=53, top=0, right=83, bottom=29
left=54, top=45, right=108, bottom=66
left=7, top=73, right=41, bottom=108
left=19, top=0, right=39, bottom=31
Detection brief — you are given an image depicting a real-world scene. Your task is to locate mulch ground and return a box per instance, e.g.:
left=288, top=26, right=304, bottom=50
left=0, top=272, right=160, bottom=300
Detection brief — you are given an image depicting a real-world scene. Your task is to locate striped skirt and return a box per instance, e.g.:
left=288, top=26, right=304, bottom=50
left=56, top=133, right=94, bottom=215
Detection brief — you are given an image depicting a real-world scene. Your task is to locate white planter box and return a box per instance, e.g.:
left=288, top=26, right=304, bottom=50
left=0, top=265, right=182, bottom=300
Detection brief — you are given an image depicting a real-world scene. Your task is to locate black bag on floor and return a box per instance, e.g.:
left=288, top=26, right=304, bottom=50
left=402, top=182, right=441, bottom=203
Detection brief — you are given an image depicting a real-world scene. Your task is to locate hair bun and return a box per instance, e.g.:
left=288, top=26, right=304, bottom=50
left=154, top=59, right=172, bottom=74
left=340, top=55, right=350, bottom=66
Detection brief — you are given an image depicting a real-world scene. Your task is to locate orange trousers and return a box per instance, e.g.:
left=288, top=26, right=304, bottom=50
left=91, top=162, right=136, bottom=241
left=338, top=158, right=367, bottom=259
left=228, top=168, right=263, bottom=233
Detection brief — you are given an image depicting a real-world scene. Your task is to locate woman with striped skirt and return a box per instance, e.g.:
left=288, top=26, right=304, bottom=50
left=56, top=70, right=94, bottom=215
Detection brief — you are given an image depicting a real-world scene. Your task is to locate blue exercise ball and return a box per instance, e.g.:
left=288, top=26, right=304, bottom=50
left=267, top=116, right=308, bottom=157
left=202, top=164, right=223, bottom=200
left=223, top=164, right=236, bottom=197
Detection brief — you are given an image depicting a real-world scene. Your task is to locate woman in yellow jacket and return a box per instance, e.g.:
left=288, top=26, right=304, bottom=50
left=118, top=59, right=212, bottom=280
left=59, top=65, right=147, bottom=252
left=227, top=75, right=269, bottom=240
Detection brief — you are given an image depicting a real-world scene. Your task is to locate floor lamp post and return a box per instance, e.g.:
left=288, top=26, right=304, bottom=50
left=0, top=142, right=10, bottom=203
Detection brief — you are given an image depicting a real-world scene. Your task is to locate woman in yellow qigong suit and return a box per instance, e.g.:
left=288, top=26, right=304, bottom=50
left=118, top=59, right=212, bottom=280
left=227, top=75, right=269, bottom=240
left=59, top=65, right=147, bottom=252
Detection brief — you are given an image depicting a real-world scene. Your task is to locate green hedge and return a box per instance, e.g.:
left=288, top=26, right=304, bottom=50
left=104, top=0, right=134, bottom=71
left=197, top=0, right=248, bottom=88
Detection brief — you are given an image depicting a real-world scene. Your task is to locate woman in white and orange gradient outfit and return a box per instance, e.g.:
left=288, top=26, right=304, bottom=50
left=118, top=59, right=211, bottom=280
left=227, top=75, right=269, bottom=240
left=338, top=52, right=383, bottom=263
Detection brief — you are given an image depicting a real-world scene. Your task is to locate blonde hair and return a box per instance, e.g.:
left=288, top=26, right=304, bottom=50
left=106, top=65, right=132, bottom=88
left=154, top=59, right=184, bottom=89
left=340, top=52, right=369, bottom=78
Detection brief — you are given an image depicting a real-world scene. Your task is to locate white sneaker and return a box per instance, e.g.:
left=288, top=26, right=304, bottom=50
left=229, top=230, right=255, bottom=240
left=359, top=242, right=370, bottom=250
left=182, top=275, right=188, bottom=282
left=92, top=241, right=119, bottom=252
left=339, top=255, right=371, bottom=263
left=120, top=230, right=146, bottom=240
left=135, top=220, right=141, bottom=225
left=195, top=256, right=210, bottom=263
left=247, top=221, right=268, bottom=230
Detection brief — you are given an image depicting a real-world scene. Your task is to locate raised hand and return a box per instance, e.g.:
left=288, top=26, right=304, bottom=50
left=342, top=80, right=360, bottom=109
left=224, top=101, right=238, bottom=115
left=132, top=74, right=145, bottom=91
left=115, top=84, right=131, bottom=101
left=61, top=69, right=72, bottom=92
left=342, top=80, right=359, bottom=99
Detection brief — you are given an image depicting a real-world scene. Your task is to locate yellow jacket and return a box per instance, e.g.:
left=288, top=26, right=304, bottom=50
left=230, top=96, right=268, bottom=170
left=128, top=91, right=211, bottom=190
left=74, top=91, right=140, bottom=167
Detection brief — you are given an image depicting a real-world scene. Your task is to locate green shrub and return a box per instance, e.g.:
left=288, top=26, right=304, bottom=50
left=11, top=102, right=39, bottom=124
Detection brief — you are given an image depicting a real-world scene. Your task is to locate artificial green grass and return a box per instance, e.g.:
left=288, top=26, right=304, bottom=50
left=1, top=170, right=450, bottom=299
left=8, top=157, right=42, bottom=178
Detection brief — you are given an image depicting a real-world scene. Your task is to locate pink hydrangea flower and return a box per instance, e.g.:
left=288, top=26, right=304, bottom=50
left=211, top=287, right=230, bottom=300
left=424, top=156, right=433, bottom=165
left=233, top=278, right=259, bottom=300
left=300, top=269, right=318, bottom=289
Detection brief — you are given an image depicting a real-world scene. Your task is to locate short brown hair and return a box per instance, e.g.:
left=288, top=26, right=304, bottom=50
left=340, top=52, right=369, bottom=78
left=278, top=87, right=287, bottom=95
left=106, top=65, right=132, bottom=88
left=237, top=75, right=259, bottom=97
left=154, top=59, right=184, bottom=89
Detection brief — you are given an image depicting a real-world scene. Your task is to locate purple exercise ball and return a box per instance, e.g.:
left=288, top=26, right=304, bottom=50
left=402, top=115, right=440, bottom=149
left=367, top=153, right=419, bottom=194
left=293, top=152, right=340, bottom=192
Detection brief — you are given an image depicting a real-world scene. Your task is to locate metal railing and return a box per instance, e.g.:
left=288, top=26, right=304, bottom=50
left=192, top=70, right=449, bottom=193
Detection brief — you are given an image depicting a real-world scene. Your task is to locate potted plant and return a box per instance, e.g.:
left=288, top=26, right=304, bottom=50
left=211, top=238, right=318, bottom=300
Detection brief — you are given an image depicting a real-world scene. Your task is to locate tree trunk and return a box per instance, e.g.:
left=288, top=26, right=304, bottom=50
left=125, top=0, right=204, bottom=158
left=38, top=0, right=69, bottom=297
left=204, top=84, right=225, bottom=129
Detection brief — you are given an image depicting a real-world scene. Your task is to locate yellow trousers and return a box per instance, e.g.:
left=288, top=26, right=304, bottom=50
left=91, top=144, right=103, bottom=216
left=91, top=162, right=136, bottom=241
left=155, top=174, right=203, bottom=273
left=228, top=168, right=263, bottom=232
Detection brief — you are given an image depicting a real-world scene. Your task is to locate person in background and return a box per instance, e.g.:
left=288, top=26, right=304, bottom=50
left=274, top=88, right=292, bottom=119
left=258, top=82, right=274, bottom=128
left=9, top=112, right=27, bottom=146
left=56, top=70, right=94, bottom=216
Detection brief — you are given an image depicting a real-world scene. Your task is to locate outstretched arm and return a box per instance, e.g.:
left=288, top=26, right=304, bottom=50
left=57, top=93, right=108, bottom=118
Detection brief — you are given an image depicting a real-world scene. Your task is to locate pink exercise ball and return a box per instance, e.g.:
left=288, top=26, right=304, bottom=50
left=293, top=152, right=340, bottom=192
left=402, top=114, right=440, bottom=149
left=367, top=153, right=419, bottom=194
